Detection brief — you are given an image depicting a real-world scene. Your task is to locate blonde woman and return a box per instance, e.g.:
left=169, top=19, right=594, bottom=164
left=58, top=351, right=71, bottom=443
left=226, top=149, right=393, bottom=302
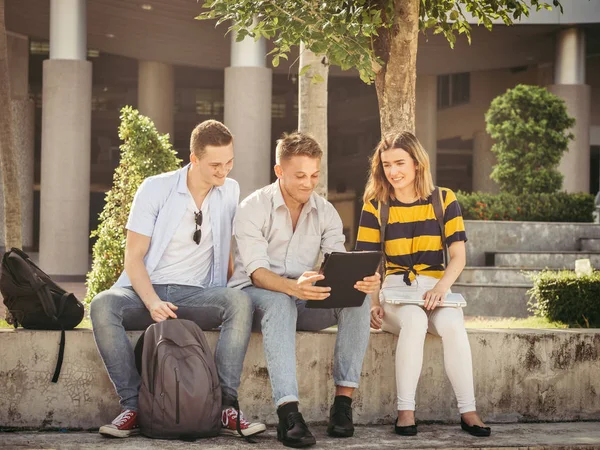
left=355, top=132, right=490, bottom=437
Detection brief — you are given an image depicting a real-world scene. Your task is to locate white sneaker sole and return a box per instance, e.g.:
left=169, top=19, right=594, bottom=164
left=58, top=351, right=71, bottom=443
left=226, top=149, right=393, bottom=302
left=221, top=423, right=267, bottom=437
left=99, top=425, right=140, bottom=438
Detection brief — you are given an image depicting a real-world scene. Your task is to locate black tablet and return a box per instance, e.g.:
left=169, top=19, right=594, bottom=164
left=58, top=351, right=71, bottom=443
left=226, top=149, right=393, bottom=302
left=305, top=251, right=382, bottom=309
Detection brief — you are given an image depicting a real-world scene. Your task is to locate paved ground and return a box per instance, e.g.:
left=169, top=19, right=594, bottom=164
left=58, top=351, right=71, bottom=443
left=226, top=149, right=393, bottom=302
left=2, top=423, right=600, bottom=449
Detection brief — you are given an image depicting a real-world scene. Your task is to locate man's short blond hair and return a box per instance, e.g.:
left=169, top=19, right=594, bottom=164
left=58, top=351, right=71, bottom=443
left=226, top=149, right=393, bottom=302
left=190, top=120, right=233, bottom=158
left=275, top=132, right=323, bottom=164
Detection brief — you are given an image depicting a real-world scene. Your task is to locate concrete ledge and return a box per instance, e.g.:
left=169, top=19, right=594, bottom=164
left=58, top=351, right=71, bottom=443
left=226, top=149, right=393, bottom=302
left=1, top=328, right=599, bottom=429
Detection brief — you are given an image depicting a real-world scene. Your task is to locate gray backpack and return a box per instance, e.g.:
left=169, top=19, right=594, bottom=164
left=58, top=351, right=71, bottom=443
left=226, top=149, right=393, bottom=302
left=135, top=319, right=222, bottom=440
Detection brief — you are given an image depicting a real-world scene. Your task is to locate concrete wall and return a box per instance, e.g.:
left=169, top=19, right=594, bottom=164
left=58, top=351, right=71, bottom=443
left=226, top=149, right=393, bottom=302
left=1, top=328, right=598, bottom=429
left=437, top=66, right=539, bottom=143
left=464, top=221, right=600, bottom=266
left=437, top=57, right=600, bottom=143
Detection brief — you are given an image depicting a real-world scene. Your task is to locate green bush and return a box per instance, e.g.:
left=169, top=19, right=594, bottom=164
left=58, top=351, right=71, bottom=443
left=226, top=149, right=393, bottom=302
left=85, top=107, right=182, bottom=303
left=485, top=84, right=575, bottom=195
left=528, top=270, right=600, bottom=328
left=456, top=191, right=594, bottom=222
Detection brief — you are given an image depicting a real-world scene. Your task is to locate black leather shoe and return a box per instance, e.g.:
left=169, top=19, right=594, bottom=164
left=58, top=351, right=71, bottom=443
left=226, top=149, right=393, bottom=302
left=277, top=412, right=316, bottom=448
left=327, top=402, right=354, bottom=437
left=461, top=418, right=491, bottom=437
left=394, top=423, right=418, bottom=436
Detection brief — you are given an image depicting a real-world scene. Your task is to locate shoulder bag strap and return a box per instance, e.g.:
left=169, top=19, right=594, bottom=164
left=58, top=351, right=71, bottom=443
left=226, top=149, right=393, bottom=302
left=431, top=187, right=448, bottom=266
left=378, top=200, right=390, bottom=279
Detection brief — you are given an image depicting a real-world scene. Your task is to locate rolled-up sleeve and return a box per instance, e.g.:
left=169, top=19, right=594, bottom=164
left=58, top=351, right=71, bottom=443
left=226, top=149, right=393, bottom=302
left=234, top=197, right=271, bottom=276
left=126, top=179, right=159, bottom=237
left=321, top=202, right=346, bottom=254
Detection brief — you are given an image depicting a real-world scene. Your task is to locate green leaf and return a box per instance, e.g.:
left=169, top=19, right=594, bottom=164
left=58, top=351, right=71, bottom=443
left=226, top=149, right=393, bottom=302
left=311, top=73, right=325, bottom=84
left=299, top=64, right=311, bottom=76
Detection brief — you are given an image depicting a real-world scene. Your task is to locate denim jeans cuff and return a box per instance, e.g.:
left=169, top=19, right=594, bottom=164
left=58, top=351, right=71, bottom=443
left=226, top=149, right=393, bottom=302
left=121, top=402, right=138, bottom=412
left=333, top=380, right=359, bottom=389
left=275, top=394, right=299, bottom=407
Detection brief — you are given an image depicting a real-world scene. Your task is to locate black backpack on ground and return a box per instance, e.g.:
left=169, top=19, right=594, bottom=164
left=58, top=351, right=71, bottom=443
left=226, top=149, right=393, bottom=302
left=0, top=247, right=84, bottom=382
left=134, top=319, right=225, bottom=440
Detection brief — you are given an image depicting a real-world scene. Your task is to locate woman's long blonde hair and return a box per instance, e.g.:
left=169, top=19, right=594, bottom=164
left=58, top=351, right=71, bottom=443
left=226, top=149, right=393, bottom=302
left=363, top=131, right=435, bottom=204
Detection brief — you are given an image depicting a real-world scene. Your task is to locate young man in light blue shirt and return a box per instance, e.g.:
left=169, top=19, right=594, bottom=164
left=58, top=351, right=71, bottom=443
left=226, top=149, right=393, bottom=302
left=90, top=120, right=265, bottom=438
left=229, top=132, right=380, bottom=448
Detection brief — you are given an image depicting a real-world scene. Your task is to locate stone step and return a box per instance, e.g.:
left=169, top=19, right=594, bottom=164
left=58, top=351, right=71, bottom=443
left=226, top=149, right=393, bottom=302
left=453, top=283, right=532, bottom=318
left=579, top=237, right=600, bottom=252
left=458, top=267, right=539, bottom=285
left=488, top=251, right=600, bottom=269
left=2, top=423, right=600, bottom=449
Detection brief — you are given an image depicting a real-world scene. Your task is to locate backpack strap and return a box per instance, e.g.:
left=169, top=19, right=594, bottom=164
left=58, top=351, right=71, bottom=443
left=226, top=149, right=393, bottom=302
left=134, top=331, right=146, bottom=376
left=51, top=329, right=66, bottom=383
left=378, top=200, right=390, bottom=280
left=431, top=187, right=449, bottom=266
left=233, top=399, right=256, bottom=444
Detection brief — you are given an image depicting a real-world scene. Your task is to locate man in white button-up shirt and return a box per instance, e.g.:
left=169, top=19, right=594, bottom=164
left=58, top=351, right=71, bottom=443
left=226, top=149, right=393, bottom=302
left=90, top=120, right=265, bottom=439
left=230, top=132, right=380, bottom=448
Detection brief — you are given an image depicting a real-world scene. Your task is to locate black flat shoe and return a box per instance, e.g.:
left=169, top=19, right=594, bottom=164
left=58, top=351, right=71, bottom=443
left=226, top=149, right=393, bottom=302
left=461, top=418, right=491, bottom=437
left=277, top=412, right=317, bottom=448
left=394, top=423, right=418, bottom=436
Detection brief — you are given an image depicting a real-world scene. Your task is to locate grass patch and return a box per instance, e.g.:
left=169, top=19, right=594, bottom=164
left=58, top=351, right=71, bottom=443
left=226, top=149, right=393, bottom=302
left=465, top=316, right=568, bottom=329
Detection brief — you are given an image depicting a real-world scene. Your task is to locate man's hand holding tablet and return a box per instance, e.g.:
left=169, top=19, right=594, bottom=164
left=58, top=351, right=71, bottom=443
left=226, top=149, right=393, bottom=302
left=306, top=251, right=383, bottom=309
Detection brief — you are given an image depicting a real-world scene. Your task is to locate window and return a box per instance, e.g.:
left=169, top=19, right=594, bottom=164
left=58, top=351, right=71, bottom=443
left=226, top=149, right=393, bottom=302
left=195, top=89, right=224, bottom=116
left=437, top=72, right=470, bottom=109
left=30, top=40, right=99, bottom=58
left=271, top=95, right=287, bottom=119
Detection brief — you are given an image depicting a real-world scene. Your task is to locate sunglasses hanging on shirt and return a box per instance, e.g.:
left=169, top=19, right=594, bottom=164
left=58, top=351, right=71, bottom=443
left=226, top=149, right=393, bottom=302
left=193, top=211, right=203, bottom=245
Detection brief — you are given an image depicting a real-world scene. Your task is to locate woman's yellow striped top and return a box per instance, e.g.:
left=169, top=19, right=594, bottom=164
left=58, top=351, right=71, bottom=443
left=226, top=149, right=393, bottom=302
left=355, top=188, right=467, bottom=286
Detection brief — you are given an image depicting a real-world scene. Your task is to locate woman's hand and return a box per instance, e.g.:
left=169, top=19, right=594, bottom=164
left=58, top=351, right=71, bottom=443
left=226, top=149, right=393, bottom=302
left=422, top=285, right=447, bottom=311
left=370, top=305, right=384, bottom=329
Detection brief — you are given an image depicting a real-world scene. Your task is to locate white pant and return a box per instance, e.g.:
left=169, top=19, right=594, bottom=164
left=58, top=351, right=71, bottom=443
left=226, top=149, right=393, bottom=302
left=380, top=275, right=476, bottom=413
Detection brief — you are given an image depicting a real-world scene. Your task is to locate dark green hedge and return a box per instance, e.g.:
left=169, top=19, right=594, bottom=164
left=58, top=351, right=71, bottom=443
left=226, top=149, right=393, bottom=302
left=456, top=191, right=594, bottom=222
left=528, top=270, right=600, bottom=327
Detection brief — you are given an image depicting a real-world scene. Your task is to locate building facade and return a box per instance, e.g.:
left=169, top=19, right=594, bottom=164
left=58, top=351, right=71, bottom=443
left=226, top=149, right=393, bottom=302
left=2, top=0, right=600, bottom=276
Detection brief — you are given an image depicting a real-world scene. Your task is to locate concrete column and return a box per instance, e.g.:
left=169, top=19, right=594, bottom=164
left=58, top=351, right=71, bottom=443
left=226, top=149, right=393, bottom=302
left=415, top=75, right=437, bottom=182
left=0, top=34, right=35, bottom=250
left=472, top=130, right=500, bottom=193
left=40, top=0, right=92, bottom=276
left=49, top=0, right=86, bottom=60
left=549, top=27, right=591, bottom=193
left=138, top=61, right=174, bottom=140
left=225, top=29, right=272, bottom=201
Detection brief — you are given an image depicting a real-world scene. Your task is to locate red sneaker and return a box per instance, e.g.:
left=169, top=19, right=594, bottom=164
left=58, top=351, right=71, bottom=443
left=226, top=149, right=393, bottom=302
left=221, top=407, right=266, bottom=437
left=99, top=409, right=140, bottom=438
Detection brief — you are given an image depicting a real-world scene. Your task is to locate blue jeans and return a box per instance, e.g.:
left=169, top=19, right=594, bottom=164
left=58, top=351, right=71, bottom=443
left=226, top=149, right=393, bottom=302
left=90, top=284, right=253, bottom=411
left=243, top=286, right=371, bottom=407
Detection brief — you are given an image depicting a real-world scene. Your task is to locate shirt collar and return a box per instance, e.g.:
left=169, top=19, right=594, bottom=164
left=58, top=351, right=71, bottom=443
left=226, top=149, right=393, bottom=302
left=177, top=163, right=226, bottom=195
left=176, top=164, right=189, bottom=194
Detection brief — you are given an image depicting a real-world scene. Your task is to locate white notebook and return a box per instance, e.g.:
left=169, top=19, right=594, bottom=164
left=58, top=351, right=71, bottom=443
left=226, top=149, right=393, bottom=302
left=381, top=290, right=467, bottom=308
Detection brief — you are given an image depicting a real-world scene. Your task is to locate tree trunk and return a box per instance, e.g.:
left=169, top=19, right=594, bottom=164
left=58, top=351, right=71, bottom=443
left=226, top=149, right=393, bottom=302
left=0, top=0, right=22, bottom=250
left=374, top=0, right=420, bottom=136
left=298, top=42, right=329, bottom=198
